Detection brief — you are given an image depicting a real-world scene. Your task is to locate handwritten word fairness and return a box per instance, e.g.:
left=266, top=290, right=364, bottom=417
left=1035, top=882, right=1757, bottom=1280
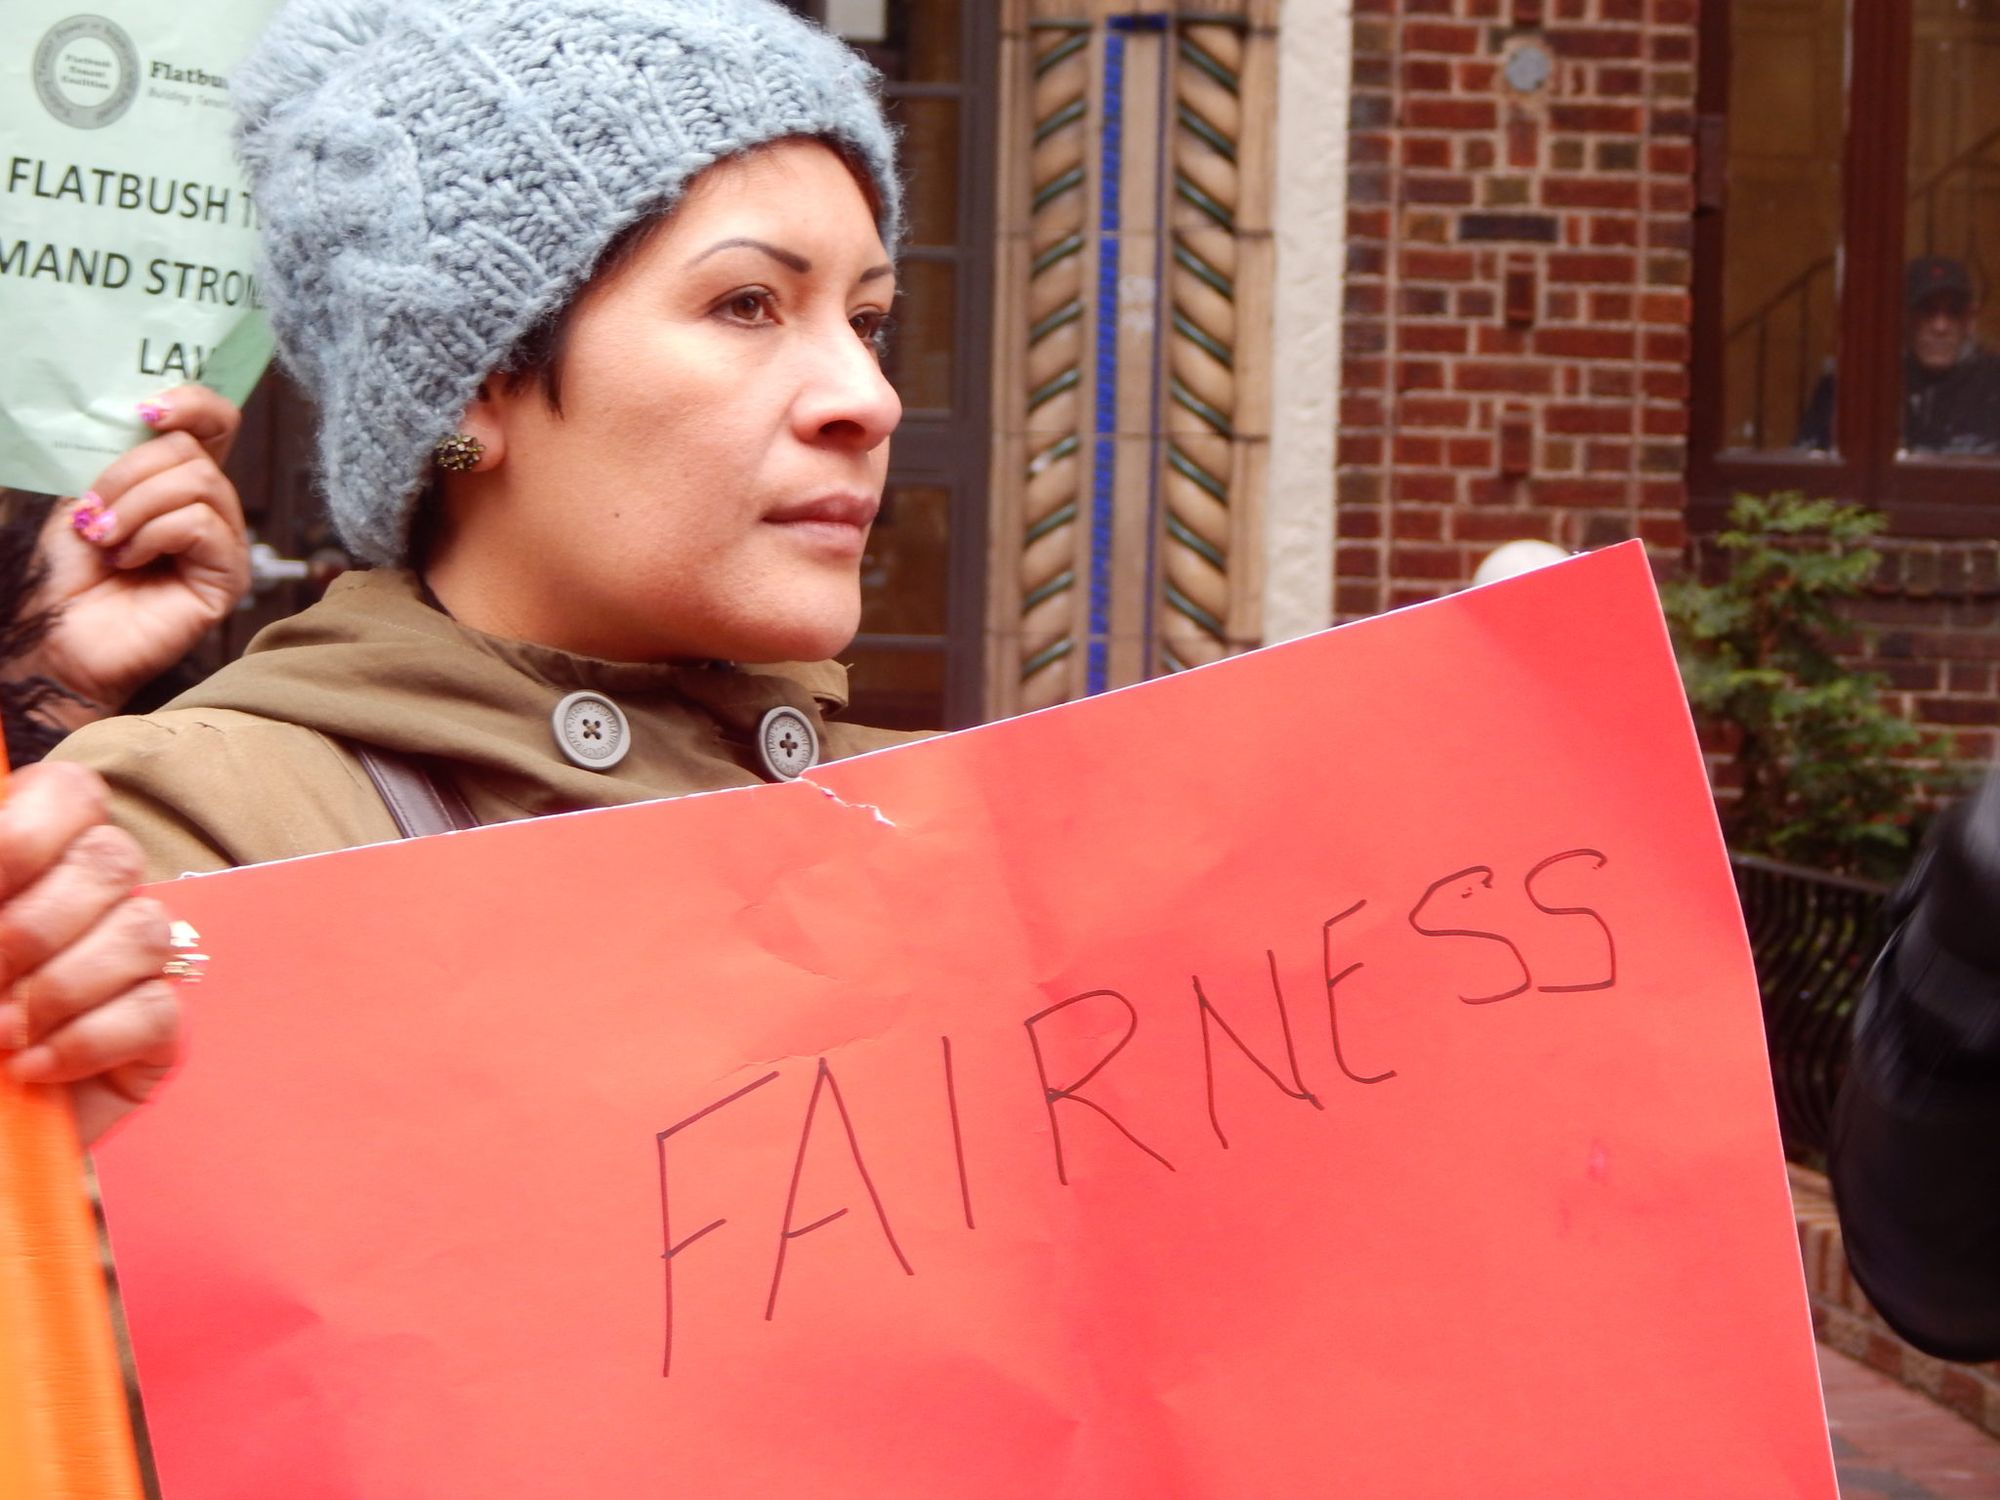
left=652, top=846, right=1617, bottom=1378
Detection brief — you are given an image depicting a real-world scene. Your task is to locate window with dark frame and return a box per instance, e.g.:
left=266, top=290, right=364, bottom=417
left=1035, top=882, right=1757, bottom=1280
left=789, top=0, right=997, bottom=731
left=1692, top=0, right=2000, bottom=537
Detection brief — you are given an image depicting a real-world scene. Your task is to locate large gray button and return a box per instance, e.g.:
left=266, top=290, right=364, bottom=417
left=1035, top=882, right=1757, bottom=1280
left=552, top=691, right=630, bottom=770
left=756, top=705, right=819, bottom=781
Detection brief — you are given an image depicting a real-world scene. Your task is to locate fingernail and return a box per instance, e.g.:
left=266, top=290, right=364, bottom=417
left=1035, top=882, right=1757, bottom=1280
left=70, top=494, right=115, bottom=544
left=69, top=496, right=104, bottom=539
left=137, top=399, right=170, bottom=426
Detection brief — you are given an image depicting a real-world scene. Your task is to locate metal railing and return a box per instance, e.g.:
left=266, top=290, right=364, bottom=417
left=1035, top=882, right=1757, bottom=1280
left=1724, top=258, right=1836, bottom=450
left=1731, top=853, right=1892, bottom=1167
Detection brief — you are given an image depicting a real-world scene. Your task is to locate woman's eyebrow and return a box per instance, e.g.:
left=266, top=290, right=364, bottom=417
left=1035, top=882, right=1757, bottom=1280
left=686, top=239, right=896, bottom=286
left=687, top=237, right=810, bottom=272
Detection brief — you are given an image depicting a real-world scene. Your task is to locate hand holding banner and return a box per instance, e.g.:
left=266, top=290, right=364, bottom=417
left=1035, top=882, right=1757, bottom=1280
left=97, top=545, right=1838, bottom=1497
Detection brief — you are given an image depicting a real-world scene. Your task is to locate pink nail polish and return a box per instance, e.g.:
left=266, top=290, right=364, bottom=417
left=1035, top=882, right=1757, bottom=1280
left=74, top=506, right=115, bottom=545
left=137, top=399, right=169, bottom=425
left=69, top=497, right=103, bottom=538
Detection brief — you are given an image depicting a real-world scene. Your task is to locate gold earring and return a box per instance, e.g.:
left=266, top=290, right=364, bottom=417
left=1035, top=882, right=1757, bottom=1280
left=433, top=433, right=484, bottom=471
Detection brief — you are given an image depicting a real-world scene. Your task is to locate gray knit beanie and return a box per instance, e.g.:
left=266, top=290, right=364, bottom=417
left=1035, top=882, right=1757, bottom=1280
left=233, top=0, right=902, bottom=567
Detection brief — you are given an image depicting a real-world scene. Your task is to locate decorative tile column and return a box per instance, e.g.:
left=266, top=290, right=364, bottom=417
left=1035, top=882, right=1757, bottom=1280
left=987, top=0, right=1278, bottom=718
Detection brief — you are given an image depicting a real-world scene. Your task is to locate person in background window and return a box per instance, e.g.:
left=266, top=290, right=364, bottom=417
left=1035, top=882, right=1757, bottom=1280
left=1795, top=256, right=2000, bottom=455
left=1831, top=765, right=2000, bottom=1361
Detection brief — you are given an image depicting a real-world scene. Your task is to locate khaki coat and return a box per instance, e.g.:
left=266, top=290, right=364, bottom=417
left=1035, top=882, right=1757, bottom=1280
left=51, top=571, right=926, bottom=882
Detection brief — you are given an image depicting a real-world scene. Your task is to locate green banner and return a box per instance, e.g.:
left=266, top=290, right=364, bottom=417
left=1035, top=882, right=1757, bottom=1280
left=0, top=3, right=279, bottom=497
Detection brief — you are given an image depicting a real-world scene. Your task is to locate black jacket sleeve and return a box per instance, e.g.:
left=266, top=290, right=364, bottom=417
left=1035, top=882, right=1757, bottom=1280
left=1830, top=773, right=2000, bottom=1361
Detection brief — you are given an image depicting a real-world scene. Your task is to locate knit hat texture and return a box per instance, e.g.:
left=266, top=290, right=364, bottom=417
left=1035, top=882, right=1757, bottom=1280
left=233, top=0, right=902, bottom=566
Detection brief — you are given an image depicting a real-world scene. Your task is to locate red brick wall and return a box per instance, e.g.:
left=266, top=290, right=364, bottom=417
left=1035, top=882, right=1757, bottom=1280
left=1684, top=538, right=2000, bottom=802
left=1336, top=0, right=1700, bottom=619
left=1847, top=542, right=2000, bottom=769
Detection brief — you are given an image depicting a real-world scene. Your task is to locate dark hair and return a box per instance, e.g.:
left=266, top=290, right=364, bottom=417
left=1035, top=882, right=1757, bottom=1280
left=497, top=212, right=671, bottom=414
left=0, top=501, right=85, bottom=761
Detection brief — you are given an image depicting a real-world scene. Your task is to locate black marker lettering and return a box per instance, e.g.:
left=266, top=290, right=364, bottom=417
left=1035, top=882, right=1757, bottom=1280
left=1195, top=950, right=1323, bottom=1148
left=1024, top=989, right=1175, bottom=1185
left=765, top=1058, right=913, bottom=1322
left=1408, top=865, right=1532, bottom=1004
left=943, top=1035, right=974, bottom=1230
left=1323, top=900, right=1397, bottom=1083
left=656, top=1070, right=780, bottom=1378
left=1525, top=848, right=1616, bottom=992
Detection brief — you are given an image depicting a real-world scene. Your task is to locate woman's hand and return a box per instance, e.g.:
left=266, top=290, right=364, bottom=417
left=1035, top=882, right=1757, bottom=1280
left=0, top=761, right=180, bottom=1145
left=23, top=386, right=252, bottom=721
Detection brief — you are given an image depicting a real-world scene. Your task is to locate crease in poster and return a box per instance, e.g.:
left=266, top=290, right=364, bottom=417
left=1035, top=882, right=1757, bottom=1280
left=0, top=3, right=278, bottom=497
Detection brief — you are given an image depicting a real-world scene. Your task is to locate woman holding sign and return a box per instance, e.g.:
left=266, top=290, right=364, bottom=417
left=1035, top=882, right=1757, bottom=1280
left=54, top=0, right=920, bottom=878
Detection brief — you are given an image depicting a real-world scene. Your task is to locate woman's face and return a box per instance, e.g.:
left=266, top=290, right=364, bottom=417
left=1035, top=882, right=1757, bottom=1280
left=436, top=139, right=901, bottom=663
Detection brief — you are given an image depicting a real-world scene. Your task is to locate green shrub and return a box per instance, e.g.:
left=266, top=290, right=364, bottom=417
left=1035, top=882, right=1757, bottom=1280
left=1662, top=492, right=1944, bottom=880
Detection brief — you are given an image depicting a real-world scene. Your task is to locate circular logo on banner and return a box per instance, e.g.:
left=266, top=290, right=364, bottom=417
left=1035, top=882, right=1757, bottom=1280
left=33, top=15, right=140, bottom=130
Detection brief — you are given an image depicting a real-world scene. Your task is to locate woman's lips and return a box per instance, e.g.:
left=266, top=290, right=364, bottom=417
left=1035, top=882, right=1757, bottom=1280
left=763, top=495, right=878, bottom=555
left=764, top=495, right=879, bottom=526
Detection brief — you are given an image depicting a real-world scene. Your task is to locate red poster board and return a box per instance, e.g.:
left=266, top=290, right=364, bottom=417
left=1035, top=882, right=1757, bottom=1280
left=96, top=544, right=1836, bottom=1497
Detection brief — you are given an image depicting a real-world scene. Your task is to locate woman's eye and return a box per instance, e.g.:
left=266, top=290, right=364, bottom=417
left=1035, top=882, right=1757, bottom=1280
left=721, top=290, right=775, bottom=325
left=853, top=310, right=896, bottom=358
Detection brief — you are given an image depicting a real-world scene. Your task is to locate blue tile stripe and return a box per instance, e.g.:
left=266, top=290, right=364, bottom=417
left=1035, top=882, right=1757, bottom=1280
left=1138, top=21, right=1171, bottom=677
left=1087, top=28, right=1126, bottom=697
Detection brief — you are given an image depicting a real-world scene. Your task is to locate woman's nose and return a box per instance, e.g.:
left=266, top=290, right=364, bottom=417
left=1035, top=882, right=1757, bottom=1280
left=797, top=322, right=903, bottom=451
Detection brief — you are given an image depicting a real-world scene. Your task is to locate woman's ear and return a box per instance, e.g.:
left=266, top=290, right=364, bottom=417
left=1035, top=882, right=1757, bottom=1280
left=448, top=378, right=510, bottom=471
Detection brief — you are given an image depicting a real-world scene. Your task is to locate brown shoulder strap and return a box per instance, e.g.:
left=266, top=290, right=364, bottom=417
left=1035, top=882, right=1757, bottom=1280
left=348, top=743, right=482, bottom=839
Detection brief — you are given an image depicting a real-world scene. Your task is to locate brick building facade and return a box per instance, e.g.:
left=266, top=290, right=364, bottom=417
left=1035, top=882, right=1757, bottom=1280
left=1845, top=539, right=2000, bottom=767
left=1336, top=0, right=1698, bottom=620
left=1332, top=0, right=2000, bottom=777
